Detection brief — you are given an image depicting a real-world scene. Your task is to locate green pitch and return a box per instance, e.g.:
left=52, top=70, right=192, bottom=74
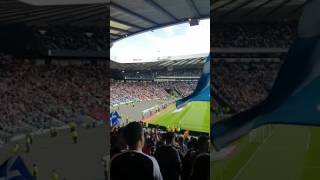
left=212, top=125, right=320, bottom=180
left=149, top=101, right=210, bottom=133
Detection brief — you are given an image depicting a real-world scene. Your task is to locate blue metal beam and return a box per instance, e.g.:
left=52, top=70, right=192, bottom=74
left=110, top=2, right=159, bottom=25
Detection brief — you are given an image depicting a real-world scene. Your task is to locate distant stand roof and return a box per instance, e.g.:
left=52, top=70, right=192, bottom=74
left=110, top=56, right=206, bottom=70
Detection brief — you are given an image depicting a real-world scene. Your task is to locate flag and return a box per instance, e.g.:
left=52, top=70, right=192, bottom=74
left=150, top=55, right=210, bottom=133
left=110, top=111, right=121, bottom=127
left=0, top=156, right=32, bottom=180
left=176, top=55, right=210, bottom=108
left=212, top=0, right=320, bottom=150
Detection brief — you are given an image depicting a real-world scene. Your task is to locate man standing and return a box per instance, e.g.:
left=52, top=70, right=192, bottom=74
left=154, top=132, right=182, bottom=180
left=32, top=163, right=38, bottom=180
left=110, top=122, right=162, bottom=180
left=72, top=130, right=78, bottom=144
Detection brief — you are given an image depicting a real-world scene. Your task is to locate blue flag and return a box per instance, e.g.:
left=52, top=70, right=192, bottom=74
left=0, top=156, right=32, bottom=180
left=110, top=111, right=122, bottom=127
left=213, top=0, right=320, bottom=150
left=176, top=55, right=210, bottom=108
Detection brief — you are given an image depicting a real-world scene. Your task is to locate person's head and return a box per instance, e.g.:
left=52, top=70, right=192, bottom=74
left=115, top=127, right=126, bottom=149
left=123, top=122, right=144, bottom=150
left=188, top=137, right=197, bottom=149
left=190, top=153, right=210, bottom=180
left=197, top=135, right=210, bottom=153
left=177, top=136, right=184, bottom=145
left=165, top=132, right=175, bottom=145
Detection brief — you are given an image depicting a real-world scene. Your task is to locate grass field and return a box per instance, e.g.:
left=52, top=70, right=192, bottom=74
left=212, top=125, right=320, bottom=180
left=148, top=101, right=210, bottom=133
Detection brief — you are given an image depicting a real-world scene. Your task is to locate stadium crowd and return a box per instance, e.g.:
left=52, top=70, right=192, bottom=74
left=211, top=21, right=298, bottom=113
left=0, top=54, right=107, bottom=143
left=110, top=122, right=210, bottom=180
left=213, top=22, right=296, bottom=48
left=34, top=26, right=106, bottom=51
left=212, top=59, right=282, bottom=112
left=118, top=69, right=201, bottom=80
left=110, top=80, right=197, bottom=105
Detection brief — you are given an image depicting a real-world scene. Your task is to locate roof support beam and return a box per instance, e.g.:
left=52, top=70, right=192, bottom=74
left=0, top=6, right=73, bottom=21
left=111, top=27, right=130, bottom=34
left=110, top=34, right=121, bottom=38
left=110, top=32, right=122, bottom=37
left=46, top=5, right=106, bottom=24
left=9, top=5, right=100, bottom=24
left=214, top=0, right=237, bottom=11
left=68, top=9, right=106, bottom=25
left=213, top=0, right=223, bottom=5
left=242, top=0, right=273, bottom=17
left=185, top=0, right=201, bottom=17
left=290, top=2, right=306, bottom=14
left=265, top=0, right=293, bottom=17
left=219, top=0, right=253, bottom=18
left=144, top=0, right=178, bottom=21
left=110, top=17, right=143, bottom=30
left=110, top=2, right=159, bottom=25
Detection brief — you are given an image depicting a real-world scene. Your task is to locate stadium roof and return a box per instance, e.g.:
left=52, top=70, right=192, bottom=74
left=110, top=56, right=206, bottom=70
left=0, top=0, right=107, bottom=26
left=109, top=0, right=210, bottom=43
left=213, top=0, right=306, bottom=22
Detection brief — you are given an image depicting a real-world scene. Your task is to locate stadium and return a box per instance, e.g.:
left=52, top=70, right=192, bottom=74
left=109, top=1, right=210, bottom=180
left=211, top=0, right=320, bottom=180
left=110, top=56, right=210, bottom=132
left=0, top=0, right=108, bottom=179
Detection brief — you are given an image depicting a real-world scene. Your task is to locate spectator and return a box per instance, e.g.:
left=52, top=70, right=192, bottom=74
left=110, top=122, right=163, bottom=180
left=154, top=132, right=182, bottom=180
left=189, top=153, right=210, bottom=180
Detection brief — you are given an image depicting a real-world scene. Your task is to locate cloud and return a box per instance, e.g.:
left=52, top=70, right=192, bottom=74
left=111, top=19, right=210, bottom=63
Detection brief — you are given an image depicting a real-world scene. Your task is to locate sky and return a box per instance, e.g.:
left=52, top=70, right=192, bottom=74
left=111, top=19, right=210, bottom=63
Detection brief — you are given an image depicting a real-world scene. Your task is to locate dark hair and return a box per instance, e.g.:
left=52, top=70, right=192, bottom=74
left=197, top=135, right=209, bottom=149
left=190, top=153, right=210, bottom=180
left=123, top=122, right=143, bottom=147
left=165, top=132, right=175, bottom=144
